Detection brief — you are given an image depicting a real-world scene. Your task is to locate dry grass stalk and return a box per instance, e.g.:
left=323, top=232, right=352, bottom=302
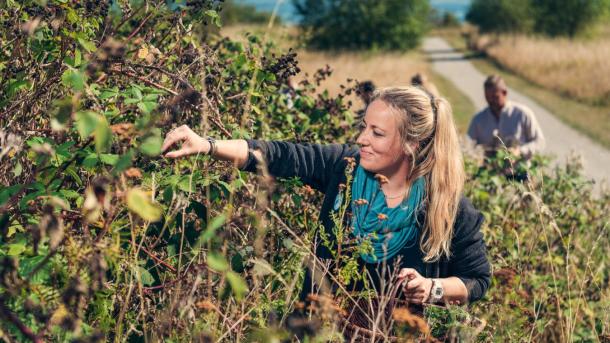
left=482, top=34, right=610, bottom=104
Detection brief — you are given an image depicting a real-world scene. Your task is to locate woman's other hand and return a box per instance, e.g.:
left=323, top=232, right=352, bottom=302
left=398, top=268, right=433, bottom=304
left=162, top=125, right=209, bottom=158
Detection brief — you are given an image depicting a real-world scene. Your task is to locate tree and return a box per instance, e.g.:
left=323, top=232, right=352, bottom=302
left=466, top=0, right=534, bottom=34
left=532, top=0, right=609, bottom=37
left=293, top=0, right=431, bottom=51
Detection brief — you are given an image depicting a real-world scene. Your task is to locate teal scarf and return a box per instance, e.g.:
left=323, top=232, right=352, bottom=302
left=350, top=165, right=425, bottom=263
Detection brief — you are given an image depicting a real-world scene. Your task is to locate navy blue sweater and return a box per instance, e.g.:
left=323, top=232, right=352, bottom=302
left=241, top=140, right=491, bottom=303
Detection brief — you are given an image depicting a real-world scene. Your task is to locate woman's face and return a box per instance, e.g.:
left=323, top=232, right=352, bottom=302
left=356, top=100, right=409, bottom=175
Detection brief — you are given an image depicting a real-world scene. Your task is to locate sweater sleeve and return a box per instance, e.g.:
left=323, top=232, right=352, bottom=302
left=449, top=197, right=491, bottom=303
left=240, top=139, right=359, bottom=192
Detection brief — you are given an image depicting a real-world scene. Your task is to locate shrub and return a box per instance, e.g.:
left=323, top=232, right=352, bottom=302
left=292, top=0, right=431, bottom=51
left=466, top=0, right=534, bottom=34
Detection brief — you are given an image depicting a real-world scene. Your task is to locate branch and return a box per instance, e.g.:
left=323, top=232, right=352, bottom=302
left=108, top=67, right=178, bottom=95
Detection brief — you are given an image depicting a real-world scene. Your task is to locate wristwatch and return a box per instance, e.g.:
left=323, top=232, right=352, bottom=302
left=428, top=279, right=444, bottom=304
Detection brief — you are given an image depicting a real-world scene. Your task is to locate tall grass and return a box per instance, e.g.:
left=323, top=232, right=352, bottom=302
left=480, top=34, right=610, bottom=105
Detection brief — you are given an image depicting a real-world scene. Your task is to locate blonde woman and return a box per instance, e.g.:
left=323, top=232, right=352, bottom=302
left=162, top=87, right=490, bottom=305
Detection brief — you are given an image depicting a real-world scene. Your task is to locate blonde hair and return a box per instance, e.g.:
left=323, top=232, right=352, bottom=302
left=369, top=86, right=465, bottom=262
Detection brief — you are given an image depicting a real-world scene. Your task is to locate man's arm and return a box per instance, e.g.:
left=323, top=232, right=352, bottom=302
left=519, top=108, right=546, bottom=157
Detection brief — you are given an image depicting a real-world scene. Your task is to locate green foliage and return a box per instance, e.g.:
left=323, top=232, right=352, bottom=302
left=531, top=0, right=610, bottom=37
left=467, top=0, right=610, bottom=37
left=293, top=0, right=431, bottom=51
left=466, top=0, right=534, bottom=34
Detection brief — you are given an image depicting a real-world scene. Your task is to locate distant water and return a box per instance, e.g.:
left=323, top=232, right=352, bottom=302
left=234, top=0, right=471, bottom=24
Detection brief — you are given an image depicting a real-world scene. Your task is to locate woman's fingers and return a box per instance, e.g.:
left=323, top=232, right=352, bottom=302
left=398, top=268, right=419, bottom=280
left=164, top=147, right=195, bottom=159
left=162, top=129, right=186, bottom=153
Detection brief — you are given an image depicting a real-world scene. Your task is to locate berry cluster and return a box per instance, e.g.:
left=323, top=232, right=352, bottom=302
left=263, top=49, right=300, bottom=83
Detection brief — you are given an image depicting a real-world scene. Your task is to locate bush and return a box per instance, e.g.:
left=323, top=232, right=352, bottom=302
left=532, top=0, right=609, bottom=37
left=466, top=0, right=534, bottom=34
left=292, top=0, right=431, bottom=51
left=467, top=0, right=610, bottom=37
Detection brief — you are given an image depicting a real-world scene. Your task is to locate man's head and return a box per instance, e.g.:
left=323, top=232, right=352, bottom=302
left=484, top=75, right=507, bottom=113
left=357, top=80, right=376, bottom=105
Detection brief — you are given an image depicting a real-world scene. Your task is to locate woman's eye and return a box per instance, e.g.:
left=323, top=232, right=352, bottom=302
left=373, top=131, right=383, bottom=137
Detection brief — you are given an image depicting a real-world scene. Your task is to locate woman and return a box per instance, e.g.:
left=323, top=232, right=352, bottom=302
left=162, top=87, right=490, bottom=305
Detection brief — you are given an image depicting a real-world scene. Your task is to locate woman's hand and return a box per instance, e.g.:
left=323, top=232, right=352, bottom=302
left=162, top=125, right=210, bottom=158
left=398, top=268, right=433, bottom=304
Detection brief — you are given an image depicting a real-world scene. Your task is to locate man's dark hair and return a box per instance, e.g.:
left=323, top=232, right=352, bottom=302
left=358, top=81, right=376, bottom=94
left=484, top=75, right=507, bottom=91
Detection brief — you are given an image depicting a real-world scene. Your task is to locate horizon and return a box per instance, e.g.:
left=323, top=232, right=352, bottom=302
left=234, top=0, right=472, bottom=23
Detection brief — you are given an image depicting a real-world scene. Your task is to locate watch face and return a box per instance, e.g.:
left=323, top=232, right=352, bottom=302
left=434, top=288, right=443, bottom=297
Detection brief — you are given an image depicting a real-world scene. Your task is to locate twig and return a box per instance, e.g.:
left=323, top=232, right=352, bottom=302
left=108, top=67, right=178, bottom=95
left=140, top=246, right=177, bottom=273
left=126, top=11, right=155, bottom=41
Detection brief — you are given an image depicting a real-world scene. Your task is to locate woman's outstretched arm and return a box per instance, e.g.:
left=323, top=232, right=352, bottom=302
left=161, top=125, right=255, bottom=168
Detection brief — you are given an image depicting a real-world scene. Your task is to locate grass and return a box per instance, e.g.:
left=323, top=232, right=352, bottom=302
left=435, top=27, right=610, bottom=149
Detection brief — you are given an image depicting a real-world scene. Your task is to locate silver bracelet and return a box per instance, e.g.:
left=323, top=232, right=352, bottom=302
left=206, top=136, right=217, bottom=156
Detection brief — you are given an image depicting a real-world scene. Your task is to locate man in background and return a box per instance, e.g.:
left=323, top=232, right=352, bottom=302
left=468, top=75, right=545, bottom=159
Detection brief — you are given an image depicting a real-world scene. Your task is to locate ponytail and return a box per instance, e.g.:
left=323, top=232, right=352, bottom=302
left=421, top=97, right=464, bottom=261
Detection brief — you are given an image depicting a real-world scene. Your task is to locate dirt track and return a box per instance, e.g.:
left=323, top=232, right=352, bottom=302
left=423, top=37, right=609, bottom=188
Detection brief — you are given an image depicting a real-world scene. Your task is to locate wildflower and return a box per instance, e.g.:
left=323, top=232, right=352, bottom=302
left=343, top=156, right=356, bottom=166
left=110, top=123, right=134, bottom=140
left=354, top=199, right=368, bottom=205
left=377, top=213, right=388, bottom=220
left=302, top=185, right=315, bottom=195
left=374, top=173, right=389, bottom=184
left=124, top=168, right=142, bottom=179
left=392, top=308, right=430, bottom=335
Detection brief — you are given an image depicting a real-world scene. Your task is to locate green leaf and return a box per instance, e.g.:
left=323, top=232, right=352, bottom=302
left=0, top=185, right=23, bottom=206
left=137, top=101, right=157, bottom=114
left=200, top=214, right=226, bottom=242
left=205, top=9, right=221, bottom=27
left=8, top=242, right=26, bottom=256
left=13, top=162, right=22, bottom=177
left=140, top=135, right=162, bottom=156
left=99, top=154, right=119, bottom=166
left=94, top=116, right=112, bottom=153
left=51, top=97, right=74, bottom=131
left=82, top=153, right=99, bottom=168
left=138, top=266, right=154, bottom=286
left=226, top=271, right=248, bottom=301
left=112, top=150, right=134, bottom=174
left=207, top=252, right=229, bottom=272
left=77, top=37, right=97, bottom=53
left=61, top=69, right=85, bottom=91
left=99, top=87, right=119, bottom=100
left=75, top=111, right=99, bottom=139
left=126, top=188, right=162, bottom=222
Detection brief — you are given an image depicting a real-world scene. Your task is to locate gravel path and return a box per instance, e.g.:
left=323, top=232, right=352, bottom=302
left=423, top=37, right=609, bottom=188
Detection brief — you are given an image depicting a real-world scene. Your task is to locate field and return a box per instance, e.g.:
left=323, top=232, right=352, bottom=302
left=435, top=26, right=610, bottom=148
left=0, top=4, right=608, bottom=343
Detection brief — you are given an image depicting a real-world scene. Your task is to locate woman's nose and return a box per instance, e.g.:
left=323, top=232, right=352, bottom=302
left=356, top=131, right=368, bottom=146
